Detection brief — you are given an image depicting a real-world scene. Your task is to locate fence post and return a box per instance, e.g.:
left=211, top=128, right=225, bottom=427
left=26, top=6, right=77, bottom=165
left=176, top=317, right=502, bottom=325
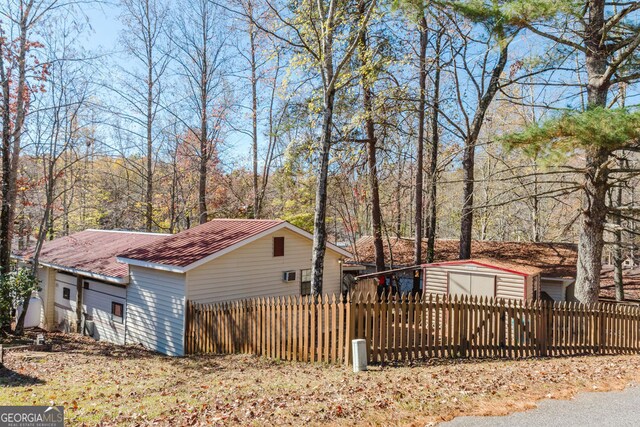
left=498, top=299, right=506, bottom=356
left=344, top=293, right=353, bottom=366
left=598, top=303, right=604, bottom=354
left=540, top=300, right=549, bottom=357
left=184, top=301, right=189, bottom=355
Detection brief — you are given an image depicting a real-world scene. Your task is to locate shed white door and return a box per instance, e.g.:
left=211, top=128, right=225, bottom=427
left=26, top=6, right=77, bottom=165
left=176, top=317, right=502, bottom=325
left=471, top=274, right=496, bottom=298
left=449, top=272, right=471, bottom=296
left=449, top=272, right=495, bottom=298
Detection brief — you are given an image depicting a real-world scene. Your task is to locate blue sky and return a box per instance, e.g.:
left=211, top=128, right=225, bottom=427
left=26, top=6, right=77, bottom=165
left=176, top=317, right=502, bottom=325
left=79, top=2, right=253, bottom=167
left=83, top=2, right=122, bottom=51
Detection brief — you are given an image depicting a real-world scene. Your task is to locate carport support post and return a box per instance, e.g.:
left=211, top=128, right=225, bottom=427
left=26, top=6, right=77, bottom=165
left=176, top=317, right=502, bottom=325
left=75, top=276, right=84, bottom=333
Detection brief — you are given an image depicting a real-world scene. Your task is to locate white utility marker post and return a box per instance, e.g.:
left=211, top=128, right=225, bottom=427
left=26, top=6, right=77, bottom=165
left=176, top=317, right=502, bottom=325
left=352, top=339, right=367, bottom=372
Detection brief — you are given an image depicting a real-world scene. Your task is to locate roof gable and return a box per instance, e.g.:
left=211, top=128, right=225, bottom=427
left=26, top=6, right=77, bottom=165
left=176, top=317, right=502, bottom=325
left=117, top=219, right=352, bottom=272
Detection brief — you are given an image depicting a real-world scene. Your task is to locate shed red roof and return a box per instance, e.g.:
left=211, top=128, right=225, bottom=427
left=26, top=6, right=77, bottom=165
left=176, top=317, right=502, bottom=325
left=117, top=219, right=285, bottom=268
left=424, top=259, right=543, bottom=276
left=17, top=230, right=168, bottom=280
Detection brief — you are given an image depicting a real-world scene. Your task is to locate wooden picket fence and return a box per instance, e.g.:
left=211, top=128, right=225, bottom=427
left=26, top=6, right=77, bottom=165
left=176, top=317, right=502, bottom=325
left=184, top=293, right=640, bottom=364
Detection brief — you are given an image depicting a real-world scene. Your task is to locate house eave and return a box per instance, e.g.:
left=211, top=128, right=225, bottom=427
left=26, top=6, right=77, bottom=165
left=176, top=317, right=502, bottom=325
left=116, top=257, right=187, bottom=274
left=37, top=260, right=129, bottom=285
left=540, top=276, right=575, bottom=286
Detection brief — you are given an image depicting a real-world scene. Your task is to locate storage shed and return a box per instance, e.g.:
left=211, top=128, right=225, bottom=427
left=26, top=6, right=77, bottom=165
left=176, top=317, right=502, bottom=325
left=422, top=259, right=542, bottom=301
left=350, top=237, right=578, bottom=301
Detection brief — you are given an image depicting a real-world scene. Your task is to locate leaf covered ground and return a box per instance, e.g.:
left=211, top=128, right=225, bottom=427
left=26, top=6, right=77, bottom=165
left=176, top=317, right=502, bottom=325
left=1, top=332, right=640, bottom=426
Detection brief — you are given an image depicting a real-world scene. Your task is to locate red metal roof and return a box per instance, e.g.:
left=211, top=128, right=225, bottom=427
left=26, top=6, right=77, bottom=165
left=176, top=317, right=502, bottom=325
left=117, top=219, right=285, bottom=268
left=18, top=230, right=168, bottom=280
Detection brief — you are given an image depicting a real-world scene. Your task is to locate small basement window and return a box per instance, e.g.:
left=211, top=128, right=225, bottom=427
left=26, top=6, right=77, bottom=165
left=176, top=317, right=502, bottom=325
left=273, top=236, right=285, bottom=257
left=112, top=302, right=124, bottom=322
left=62, top=287, right=70, bottom=300
left=83, top=281, right=90, bottom=289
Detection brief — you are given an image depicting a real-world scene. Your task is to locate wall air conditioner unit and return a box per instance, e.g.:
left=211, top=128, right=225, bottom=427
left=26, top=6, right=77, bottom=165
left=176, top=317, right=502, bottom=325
left=283, top=270, right=297, bottom=282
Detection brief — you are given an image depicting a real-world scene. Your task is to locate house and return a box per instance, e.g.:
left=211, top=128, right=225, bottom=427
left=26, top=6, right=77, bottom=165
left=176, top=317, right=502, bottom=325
left=17, top=219, right=351, bottom=356
left=348, top=236, right=578, bottom=301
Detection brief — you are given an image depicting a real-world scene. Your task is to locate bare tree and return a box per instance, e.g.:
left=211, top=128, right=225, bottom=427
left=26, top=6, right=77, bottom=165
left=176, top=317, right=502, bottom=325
left=14, top=12, right=90, bottom=333
left=413, top=12, right=427, bottom=287
left=358, top=0, right=385, bottom=274
left=247, top=0, right=376, bottom=295
left=116, top=0, right=171, bottom=231
left=173, top=0, right=228, bottom=225
left=0, top=0, right=59, bottom=275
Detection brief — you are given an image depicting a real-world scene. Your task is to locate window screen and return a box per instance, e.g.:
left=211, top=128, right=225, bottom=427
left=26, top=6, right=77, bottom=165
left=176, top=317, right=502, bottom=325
left=273, top=237, right=285, bottom=257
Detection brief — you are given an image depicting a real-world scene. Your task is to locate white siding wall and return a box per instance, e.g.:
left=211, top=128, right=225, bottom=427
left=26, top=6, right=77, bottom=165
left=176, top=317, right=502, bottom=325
left=424, top=263, right=529, bottom=300
left=54, top=272, right=77, bottom=331
left=186, top=229, right=343, bottom=303
left=497, top=272, right=528, bottom=300
left=541, top=279, right=566, bottom=301
left=83, top=279, right=127, bottom=345
left=51, top=271, right=127, bottom=343
left=126, top=266, right=186, bottom=356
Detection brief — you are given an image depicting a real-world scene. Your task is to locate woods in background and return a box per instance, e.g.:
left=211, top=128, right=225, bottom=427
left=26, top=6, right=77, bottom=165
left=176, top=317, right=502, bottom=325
left=1, top=0, right=639, bottom=307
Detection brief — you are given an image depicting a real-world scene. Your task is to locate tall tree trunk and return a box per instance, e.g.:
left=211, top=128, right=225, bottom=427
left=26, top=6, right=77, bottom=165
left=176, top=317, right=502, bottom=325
left=531, top=160, right=541, bottom=242
left=426, top=28, right=442, bottom=264
left=198, top=68, right=209, bottom=225
left=413, top=15, right=427, bottom=292
left=459, top=33, right=510, bottom=259
left=169, top=142, right=178, bottom=233
left=0, top=66, right=12, bottom=280
left=310, top=89, right=335, bottom=296
left=199, top=128, right=208, bottom=225
left=145, top=58, right=154, bottom=231
left=0, top=11, right=29, bottom=275
left=359, top=1, right=384, bottom=273
left=309, top=0, right=375, bottom=296
left=574, top=148, right=609, bottom=303
left=395, top=151, right=403, bottom=237
left=16, top=149, right=57, bottom=335
left=574, top=0, right=610, bottom=303
left=613, top=180, right=624, bottom=301
left=459, top=138, right=475, bottom=259
left=250, top=12, right=259, bottom=219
